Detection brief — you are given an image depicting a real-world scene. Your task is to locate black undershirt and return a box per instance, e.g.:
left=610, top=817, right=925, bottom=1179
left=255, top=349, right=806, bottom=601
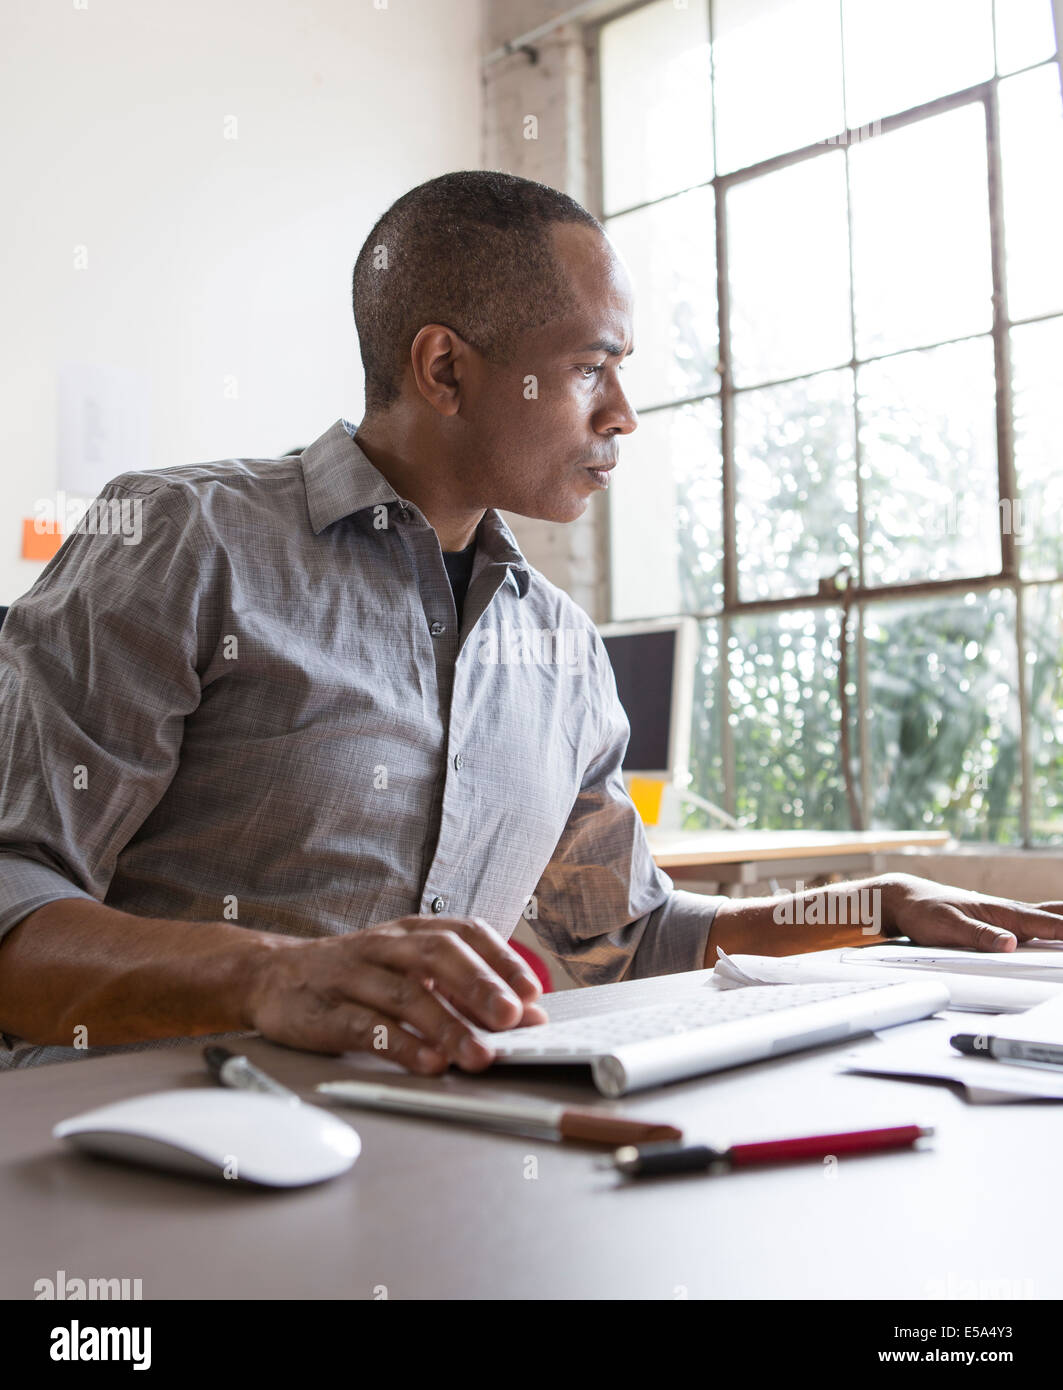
left=441, top=538, right=477, bottom=624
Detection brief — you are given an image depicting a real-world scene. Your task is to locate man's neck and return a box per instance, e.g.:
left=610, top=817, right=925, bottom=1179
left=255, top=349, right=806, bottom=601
left=352, top=416, right=483, bottom=552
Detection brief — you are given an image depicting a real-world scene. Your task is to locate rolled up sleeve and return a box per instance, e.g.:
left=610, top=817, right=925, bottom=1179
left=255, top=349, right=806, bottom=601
left=0, top=479, right=204, bottom=942
left=526, top=633, right=724, bottom=986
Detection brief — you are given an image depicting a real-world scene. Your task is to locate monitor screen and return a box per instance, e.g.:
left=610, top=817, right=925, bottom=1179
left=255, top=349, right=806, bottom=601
left=600, top=627, right=677, bottom=773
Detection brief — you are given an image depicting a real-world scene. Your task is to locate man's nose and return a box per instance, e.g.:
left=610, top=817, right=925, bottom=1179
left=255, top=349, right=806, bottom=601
left=598, top=378, right=638, bottom=435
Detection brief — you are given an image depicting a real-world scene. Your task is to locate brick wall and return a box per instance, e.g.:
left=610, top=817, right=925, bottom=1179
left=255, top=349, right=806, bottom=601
left=482, top=0, right=634, bottom=623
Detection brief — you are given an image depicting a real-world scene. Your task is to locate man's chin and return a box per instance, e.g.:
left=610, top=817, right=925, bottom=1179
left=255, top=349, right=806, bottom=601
left=507, top=494, right=590, bottom=525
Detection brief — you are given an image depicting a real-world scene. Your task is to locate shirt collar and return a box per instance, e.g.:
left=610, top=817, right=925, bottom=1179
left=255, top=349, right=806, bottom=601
left=299, top=419, right=530, bottom=598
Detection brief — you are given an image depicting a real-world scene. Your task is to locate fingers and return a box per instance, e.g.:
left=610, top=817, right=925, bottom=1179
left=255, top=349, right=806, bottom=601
left=263, top=989, right=451, bottom=1077
left=360, top=926, right=528, bottom=1032
left=515, top=1003, right=550, bottom=1027
left=953, top=913, right=1017, bottom=952
left=250, top=916, right=551, bottom=1077
left=328, top=955, right=498, bottom=1069
left=326, top=1004, right=453, bottom=1077
left=906, top=905, right=1016, bottom=952
left=999, top=901, right=1063, bottom=942
left=408, top=916, right=544, bottom=1005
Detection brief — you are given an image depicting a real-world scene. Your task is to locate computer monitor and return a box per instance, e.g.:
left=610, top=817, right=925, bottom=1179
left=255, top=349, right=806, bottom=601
left=597, top=617, right=696, bottom=781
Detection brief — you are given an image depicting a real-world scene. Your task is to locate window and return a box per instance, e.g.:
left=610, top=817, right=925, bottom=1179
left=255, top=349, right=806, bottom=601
left=597, top=0, right=1063, bottom=845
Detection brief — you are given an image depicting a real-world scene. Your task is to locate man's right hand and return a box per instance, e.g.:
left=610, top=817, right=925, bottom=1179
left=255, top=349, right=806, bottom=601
left=245, top=915, right=548, bottom=1076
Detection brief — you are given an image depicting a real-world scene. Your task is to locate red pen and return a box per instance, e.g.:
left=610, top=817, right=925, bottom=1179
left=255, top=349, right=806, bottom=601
left=610, top=1124, right=934, bottom=1178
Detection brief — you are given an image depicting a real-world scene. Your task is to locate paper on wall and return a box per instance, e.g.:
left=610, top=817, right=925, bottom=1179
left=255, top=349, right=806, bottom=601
left=57, top=362, right=152, bottom=499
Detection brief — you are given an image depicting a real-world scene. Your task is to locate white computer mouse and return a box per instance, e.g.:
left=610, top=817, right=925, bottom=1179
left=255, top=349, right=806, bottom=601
left=53, top=1089, right=361, bottom=1187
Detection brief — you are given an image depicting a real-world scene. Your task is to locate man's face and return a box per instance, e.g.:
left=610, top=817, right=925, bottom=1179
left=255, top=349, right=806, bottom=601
left=453, top=223, right=638, bottom=523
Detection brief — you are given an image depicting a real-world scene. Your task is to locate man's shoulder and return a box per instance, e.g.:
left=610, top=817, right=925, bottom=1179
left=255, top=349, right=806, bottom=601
left=104, top=453, right=303, bottom=508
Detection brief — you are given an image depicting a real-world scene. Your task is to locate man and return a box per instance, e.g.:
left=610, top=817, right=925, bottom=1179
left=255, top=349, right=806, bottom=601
left=0, top=170, right=1059, bottom=1074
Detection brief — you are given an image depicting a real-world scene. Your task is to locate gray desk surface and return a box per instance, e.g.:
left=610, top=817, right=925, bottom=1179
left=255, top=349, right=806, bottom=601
left=1, top=1013, right=1057, bottom=1300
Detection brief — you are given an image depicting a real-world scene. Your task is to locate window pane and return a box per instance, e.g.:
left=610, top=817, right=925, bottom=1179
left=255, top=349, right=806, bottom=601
left=685, top=620, right=725, bottom=825
left=674, top=402, right=725, bottom=614
left=842, top=0, right=994, bottom=128
left=600, top=0, right=713, bottom=216
left=858, top=338, right=1000, bottom=586
left=735, top=371, right=857, bottom=602
left=712, top=0, right=844, bottom=172
left=728, top=608, right=856, bottom=830
left=728, top=152, right=851, bottom=385
left=1012, top=317, right=1063, bottom=579
left=1025, top=582, right=1063, bottom=844
left=605, top=186, right=718, bottom=411
left=994, top=0, right=1059, bottom=75
left=999, top=64, right=1063, bottom=322
left=610, top=400, right=722, bottom=620
left=849, top=105, right=994, bottom=358
left=865, top=590, right=1020, bottom=841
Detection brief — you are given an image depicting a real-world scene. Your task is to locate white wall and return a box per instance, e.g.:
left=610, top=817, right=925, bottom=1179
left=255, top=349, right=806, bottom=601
left=0, top=0, right=482, bottom=604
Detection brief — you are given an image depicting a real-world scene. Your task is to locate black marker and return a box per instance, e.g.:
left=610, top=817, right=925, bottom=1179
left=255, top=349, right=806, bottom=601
left=950, top=1032, right=1063, bottom=1070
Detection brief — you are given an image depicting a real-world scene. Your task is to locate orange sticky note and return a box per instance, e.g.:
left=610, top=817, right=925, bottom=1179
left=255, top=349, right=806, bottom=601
left=22, top=518, right=63, bottom=562
left=628, top=776, right=666, bottom=827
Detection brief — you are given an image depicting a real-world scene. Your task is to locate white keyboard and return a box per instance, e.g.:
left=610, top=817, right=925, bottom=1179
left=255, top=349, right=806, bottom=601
left=477, top=980, right=893, bottom=1058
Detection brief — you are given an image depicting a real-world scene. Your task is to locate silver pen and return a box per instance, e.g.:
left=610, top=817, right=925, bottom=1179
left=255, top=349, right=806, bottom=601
left=203, top=1045, right=301, bottom=1103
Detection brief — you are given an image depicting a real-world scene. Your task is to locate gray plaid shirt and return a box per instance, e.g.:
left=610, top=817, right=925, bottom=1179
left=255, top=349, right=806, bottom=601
left=0, top=419, right=721, bottom=1066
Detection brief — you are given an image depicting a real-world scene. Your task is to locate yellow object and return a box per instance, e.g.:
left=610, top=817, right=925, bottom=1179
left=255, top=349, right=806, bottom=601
left=628, top=776, right=666, bottom=827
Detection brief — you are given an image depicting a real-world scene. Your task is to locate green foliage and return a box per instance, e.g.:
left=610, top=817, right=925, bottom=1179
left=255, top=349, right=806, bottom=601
left=672, top=376, right=1063, bottom=845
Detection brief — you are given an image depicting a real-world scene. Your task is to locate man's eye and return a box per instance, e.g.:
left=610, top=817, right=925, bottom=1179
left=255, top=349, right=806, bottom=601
left=577, top=361, right=626, bottom=378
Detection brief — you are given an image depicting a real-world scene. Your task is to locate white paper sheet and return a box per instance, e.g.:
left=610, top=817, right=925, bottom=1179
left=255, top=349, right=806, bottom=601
left=843, top=943, right=1063, bottom=982
left=713, top=947, right=1061, bottom=1012
left=840, top=1018, right=1063, bottom=1103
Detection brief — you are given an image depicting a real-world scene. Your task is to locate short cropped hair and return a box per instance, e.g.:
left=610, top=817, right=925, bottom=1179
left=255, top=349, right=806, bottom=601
left=352, top=170, right=604, bottom=415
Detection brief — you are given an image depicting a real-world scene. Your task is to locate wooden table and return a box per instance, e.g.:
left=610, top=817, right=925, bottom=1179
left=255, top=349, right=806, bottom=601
left=645, top=829, right=952, bottom=895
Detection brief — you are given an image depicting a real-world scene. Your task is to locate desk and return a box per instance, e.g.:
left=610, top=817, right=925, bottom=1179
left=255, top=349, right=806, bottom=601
left=1, top=992, right=1057, bottom=1300
left=647, top=829, right=952, bottom=895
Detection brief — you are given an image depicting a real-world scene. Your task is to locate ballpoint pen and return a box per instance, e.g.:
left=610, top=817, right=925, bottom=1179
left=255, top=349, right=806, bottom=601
left=608, top=1123, right=934, bottom=1178
left=316, top=1078, right=683, bottom=1145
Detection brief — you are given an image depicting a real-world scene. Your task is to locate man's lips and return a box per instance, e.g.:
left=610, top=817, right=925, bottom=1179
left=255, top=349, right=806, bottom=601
left=583, top=461, right=615, bottom=488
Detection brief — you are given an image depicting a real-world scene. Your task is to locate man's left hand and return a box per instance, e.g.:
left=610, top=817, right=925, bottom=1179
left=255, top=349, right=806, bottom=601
left=884, top=874, right=1063, bottom=952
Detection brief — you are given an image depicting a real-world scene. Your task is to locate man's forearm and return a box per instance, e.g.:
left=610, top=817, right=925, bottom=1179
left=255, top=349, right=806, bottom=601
left=0, top=898, right=295, bottom=1047
left=704, top=874, right=903, bottom=966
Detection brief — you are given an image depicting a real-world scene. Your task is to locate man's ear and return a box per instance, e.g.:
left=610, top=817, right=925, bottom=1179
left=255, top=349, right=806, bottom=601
left=408, top=323, right=466, bottom=418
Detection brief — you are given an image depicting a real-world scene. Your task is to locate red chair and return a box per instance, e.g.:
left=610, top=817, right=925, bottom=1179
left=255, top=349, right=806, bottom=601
left=509, top=939, right=553, bottom=993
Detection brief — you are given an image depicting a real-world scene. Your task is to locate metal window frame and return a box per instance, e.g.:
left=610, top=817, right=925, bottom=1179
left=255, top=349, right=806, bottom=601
left=588, top=0, right=1063, bottom=845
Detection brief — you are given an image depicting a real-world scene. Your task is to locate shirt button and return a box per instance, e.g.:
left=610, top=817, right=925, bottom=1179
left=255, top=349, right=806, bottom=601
left=430, top=896, right=446, bottom=914
left=429, top=621, right=446, bottom=637
left=453, top=753, right=464, bottom=770
left=398, top=505, right=410, bottom=521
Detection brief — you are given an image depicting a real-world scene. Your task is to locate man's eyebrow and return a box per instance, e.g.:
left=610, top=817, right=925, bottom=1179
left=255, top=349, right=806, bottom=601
left=575, top=339, right=635, bottom=356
